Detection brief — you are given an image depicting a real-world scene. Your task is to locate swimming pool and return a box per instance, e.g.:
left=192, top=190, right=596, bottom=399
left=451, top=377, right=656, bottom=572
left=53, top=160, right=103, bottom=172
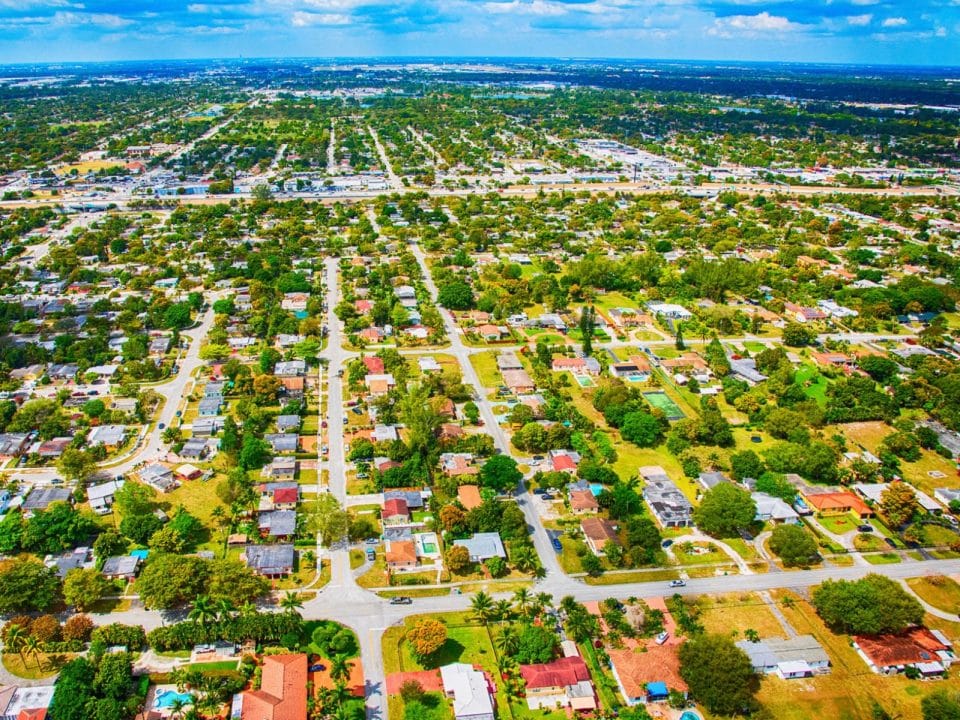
left=589, top=483, right=605, bottom=497
left=680, top=712, right=702, bottom=720
left=154, top=690, right=193, bottom=709
left=575, top=375, right=594, bottom=387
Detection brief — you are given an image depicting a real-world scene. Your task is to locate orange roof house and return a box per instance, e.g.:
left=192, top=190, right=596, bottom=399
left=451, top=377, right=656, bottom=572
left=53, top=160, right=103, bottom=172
left=580, top=518, right=619, bottom=556
left=854, top=627, right=954, bottom=675
left=458, top=485, right=483, bottom=510
left=608, top=644, right=688, bottom=705
left=385, top=540, right=417, bottom=570
left=240, top=654, right=307, bottom=720
left=569, top=489, right=599, bottom=514
left=363, top=356, right=385, bottom=374
left=803, top=491, right=873, bottom=518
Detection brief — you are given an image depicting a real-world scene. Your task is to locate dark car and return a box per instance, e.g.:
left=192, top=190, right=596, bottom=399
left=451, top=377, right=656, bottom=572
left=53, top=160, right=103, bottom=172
left=309, top=664, right=326, bottom=672
left=158, top=423, right=166, bottom=430
left=541, top=494, right=555, bottom=501
left=885, top=537, right=898, bottom=548
left=661, top=539, right=674, bottom=548
left=551, top=538, right=563, bottom=552
left=857, top=525, right=873, bottom=533
left=533, top=488, right=548, bottom=496
left=390, top=596, right=413, bottom=605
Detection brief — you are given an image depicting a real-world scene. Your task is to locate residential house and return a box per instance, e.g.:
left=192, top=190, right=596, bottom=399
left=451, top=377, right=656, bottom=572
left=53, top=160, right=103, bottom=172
left=580, top=518, right=619, bottom=556
left=266, top=434, right=299, bottom=454
left=87, top=425, right=126, bottom=451
left=476, top=324, right=508, bottom=341
left=242, top=544, right=295, bottom=578
left=51, top=546, right=93, bottom=579
left=260, top=482, right=299, bottom=511
left=609, top=644, right=688, bottom=705
left=457, top=485, right=483, bottom=511
left=641, top=468, right=694, bottom=528
left=362, top=356, right=385, bottom=374
left=519, top=655, right=597, bottom=711
left=101, top=555, right=142, bottom=582
left=501, top=368, right=535, bottom=394
left=372, top=425, right=399, bottom=443
left=497, top=353, right=523, bottom=371
left=752, top=492, right=799, bottom=524
left=384, top=490, right=426, bottom=512
left=729, top=358, right=768, bottom=385
left=0, top=433, right=31, bottom=459
left=365, top=373, right=396, bottom=397
left=802, top=490, right=873, bottom=518
left=418, top=356, right=442, bottom=373
left=279, top=376, right=305, bottom=399
left=259, top=510, right=297, bottom=539
left=854, top=627, right=955, bottom=676
left=37, top=437, right=72, bottom=458
left=454, top=533, right=507, bottom=563
left=385, top=539, right=418, bottom=571
left=646, top=302, right=692, bottom=320
left=569, top=489, right=599, bottom=515
left=440, top=664, right=495, bottom=720
left=236, top=654, right=307, bottom=720
left=736, top=635, right=831, bottom=679
left=0, top=685, right=55, bottom=720
left=139, top=463, right=177, bottom=492
left=180, top=438, right=209, bottom=460
left=852, top=482, right=941, bottom=514
left=192, top=416, right=225, bottom=438
left=698, top=471, right=730, bottom=492
left=22, top=487, right=73, bottom=514
left=935, top=488, right=960, bottom=509
left=274, top=360, right=306, bottom=377
left=549, top=449, right=580, bottom=474
left=382, top=498, right=411, bottom=526
left=551, top=356, right=601, bottom=375
left=87, top=479, right=123, bottom=514
left=264, top=457, right=297, bottom=481
left=175, top=464, right=203, bottom=481
left=276, top=415, right=301, bottom=433
left=441, top=453, right=479, bottom=478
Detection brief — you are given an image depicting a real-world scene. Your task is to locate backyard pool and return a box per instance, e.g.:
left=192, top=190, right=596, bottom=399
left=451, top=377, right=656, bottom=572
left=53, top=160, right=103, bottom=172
left=589, top=483, right=605, bottom=497
left=680, top=712, right=702, bottom=720
left=154, top=690, right=193, bottom=709
left=575, top=375, right=594, bottom=387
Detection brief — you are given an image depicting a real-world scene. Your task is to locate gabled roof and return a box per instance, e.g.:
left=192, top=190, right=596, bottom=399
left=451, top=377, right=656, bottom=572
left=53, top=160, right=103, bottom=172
left=240, top=654, right=307, bottom=720
left=519, top=656, right=591, bottom=689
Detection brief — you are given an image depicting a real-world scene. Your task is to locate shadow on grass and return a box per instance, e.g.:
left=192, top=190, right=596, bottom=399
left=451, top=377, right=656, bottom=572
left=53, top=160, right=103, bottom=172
left=421, top=640, right=466, bottom=670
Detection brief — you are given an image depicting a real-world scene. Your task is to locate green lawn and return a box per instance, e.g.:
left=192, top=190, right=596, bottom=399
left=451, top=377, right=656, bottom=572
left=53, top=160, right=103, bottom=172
left=794, top=364, right=829, bottom=405
left=907, top=576, right=960, bottom=614
left=816, top=513, right=858, bottom=536
left=864, top=552, right=901, bottom=565
left=470, top=351, right=503, bottom=389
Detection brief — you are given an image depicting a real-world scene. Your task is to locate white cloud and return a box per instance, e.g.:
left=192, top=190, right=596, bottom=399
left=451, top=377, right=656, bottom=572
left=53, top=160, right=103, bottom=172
left=846, top=14, right=872, bottom=26
left=482, top=0, right=571, bottom=17
left=882, top=16, right=907, bottom=27
left=291, top=10, right=351, bottom=26
left=708, top=11, right=808, bottom=38
left=51, top=11, right=132, bottom=28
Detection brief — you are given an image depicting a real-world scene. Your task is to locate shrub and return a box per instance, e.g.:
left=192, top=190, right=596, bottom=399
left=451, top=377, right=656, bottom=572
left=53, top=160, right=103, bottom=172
left=63, top=614, right=95, bottom=642
left=91, top=623, right=147, bottom=650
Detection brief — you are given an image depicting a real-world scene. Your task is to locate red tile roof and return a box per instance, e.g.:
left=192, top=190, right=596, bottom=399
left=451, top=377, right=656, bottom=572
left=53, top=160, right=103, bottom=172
left=383, top=498, right=409, bottom=518
left=552, top=455, right=577, bottom=472
left=520, top=656, right=591, bottom=690
left=363, top=356, right=385, bottom=373
left=570, top=489, right=599, bottom=511
left=241, top=654, right=308, bottom=720
left=804, top=491, right=872, bottom=516
left=855, top=627, right=950, bottom=668
left=273, top=487, right=299, bottom=504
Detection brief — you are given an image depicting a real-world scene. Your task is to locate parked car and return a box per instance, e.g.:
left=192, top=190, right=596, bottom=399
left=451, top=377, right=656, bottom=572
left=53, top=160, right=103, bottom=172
left=309, top=664, right=326, bottom=672
left=158, top=423, right=166, bottom=430
left=533, top=488, right=548, bottom=496
left=857, top=525, right=873, bottom=533
left=390, top=596, right=413, bottom=605
left=668, top=579, right=686, bottom=588
left=655, top=631, right=670, bottom=645
left=551, top=537, right=563, bottom=552
left=541, top=494, right=555, bottom=501
left=661, top=539, right=674, bottom=548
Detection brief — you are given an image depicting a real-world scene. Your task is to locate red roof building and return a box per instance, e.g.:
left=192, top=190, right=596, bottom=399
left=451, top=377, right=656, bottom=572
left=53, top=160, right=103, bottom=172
left=240, top=654, right=308, bottom=720
left=363, top=356, right=385, bottom=374
left=382, top=498, right=410, bottom=525
left=519, top=656, right=597, bottom=712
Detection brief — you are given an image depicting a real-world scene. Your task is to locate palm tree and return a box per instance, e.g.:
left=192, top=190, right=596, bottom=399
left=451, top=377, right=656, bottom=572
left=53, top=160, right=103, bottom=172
left=189, top=595, right=216, bottom=626
left=744, top=628, right=760, bottom=643
left=494, top=600, right=513, bottom=624
left=3, top=625, right=26, bottom=665
left=471, top=591, right=494, bottom=625
left=168, top=698, right=187, bottom=720
left=23, top=635, right=43, bottom=670
left=496, top=626, right=519, bottom=657
left=239, top=601, right=258, bottom=618
left=512, top=588, right=532, bottom=616
left=535, top=592, right=554, bottom=613
left=329, top=655, right=354, bottom=686
left=511, top=546, right=539, bottom=573
left=216, top=598, right=235, bottom=622
left=280, top=591, right=304, bottom=616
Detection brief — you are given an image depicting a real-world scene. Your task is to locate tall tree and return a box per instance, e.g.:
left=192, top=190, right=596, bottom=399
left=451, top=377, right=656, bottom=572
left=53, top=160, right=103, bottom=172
left=679, top=634, right=757, bottom=716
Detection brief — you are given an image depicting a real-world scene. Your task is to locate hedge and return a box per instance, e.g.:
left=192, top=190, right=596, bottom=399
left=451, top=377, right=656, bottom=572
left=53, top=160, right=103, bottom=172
left=147, top=613, right=303, bottom=652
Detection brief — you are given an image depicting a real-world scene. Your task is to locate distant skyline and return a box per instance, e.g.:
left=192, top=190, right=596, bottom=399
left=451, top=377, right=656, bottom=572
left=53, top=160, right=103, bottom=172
left=0, top=1, right=957, bottom=67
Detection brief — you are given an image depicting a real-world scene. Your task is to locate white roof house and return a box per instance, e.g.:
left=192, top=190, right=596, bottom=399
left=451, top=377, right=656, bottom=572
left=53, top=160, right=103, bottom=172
left=87, top=424, right=126, bottom=447
left=852, top=482, right=942, bottom=513
left=454, top=532, right=506, bottom=562
left=752, top=492, right=799, bottom=524
left=87, top=479, right=124, bottom=514
left=440, top=663, right=495, bottom=720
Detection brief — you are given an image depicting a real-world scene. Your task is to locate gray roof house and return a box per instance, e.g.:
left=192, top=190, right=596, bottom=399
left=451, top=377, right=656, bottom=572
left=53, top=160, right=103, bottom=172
left=87, top=479, right=124, bottom=514
left=23, top=486, right=73, bottom=513
left=266, top=433, right=298, bottom=453
left=87, top=424, right=126, bottom=448
left=259, top=510, right=297, bottom=538
left=454, top=532, right=506, bottom=562
left=640, top=466, right=694, bottom=528
left=198, top=397, right=222, bottom=417
left=101, top=555, right=142, bottom=581
left=276, top=415, right=301, bottom=433
left=242, top=544, right=295, bottom=577
left=139, top=463, right=177, bottom=492
left=180, top=438, right=210, bottom=460
left=736, top=635, right=830, bottom=679
left=384, top=490, right=426, bottom=510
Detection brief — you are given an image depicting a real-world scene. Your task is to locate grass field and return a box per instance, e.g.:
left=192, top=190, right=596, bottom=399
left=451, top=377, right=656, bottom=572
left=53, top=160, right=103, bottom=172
left=697, top=593, right=789, bottom=639
left=762, top=590, right=960, bottom=720
left=906, top=576, right=960, bottom=614
left=794, top=363, right=829, bottom=405
left=2, top=652, right=74, bottom=679
left=470, top=350, right=503, bottom=389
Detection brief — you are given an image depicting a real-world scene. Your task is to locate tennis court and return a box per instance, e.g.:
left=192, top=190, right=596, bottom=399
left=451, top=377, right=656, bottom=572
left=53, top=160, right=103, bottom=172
left=643, top=391, right=685, bottom=420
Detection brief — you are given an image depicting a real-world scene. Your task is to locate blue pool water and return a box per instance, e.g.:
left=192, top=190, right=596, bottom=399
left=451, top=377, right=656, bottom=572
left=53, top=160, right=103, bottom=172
left=589, top=483, right=604, bottom=497
left=680, top=712, right=702, bottom=720
left=154, top=690, right=193, bottom=709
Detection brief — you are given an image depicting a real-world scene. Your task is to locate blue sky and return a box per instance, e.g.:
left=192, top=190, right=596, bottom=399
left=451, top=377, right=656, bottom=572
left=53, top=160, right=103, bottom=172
left=0, top=0, right=957, bottom=66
